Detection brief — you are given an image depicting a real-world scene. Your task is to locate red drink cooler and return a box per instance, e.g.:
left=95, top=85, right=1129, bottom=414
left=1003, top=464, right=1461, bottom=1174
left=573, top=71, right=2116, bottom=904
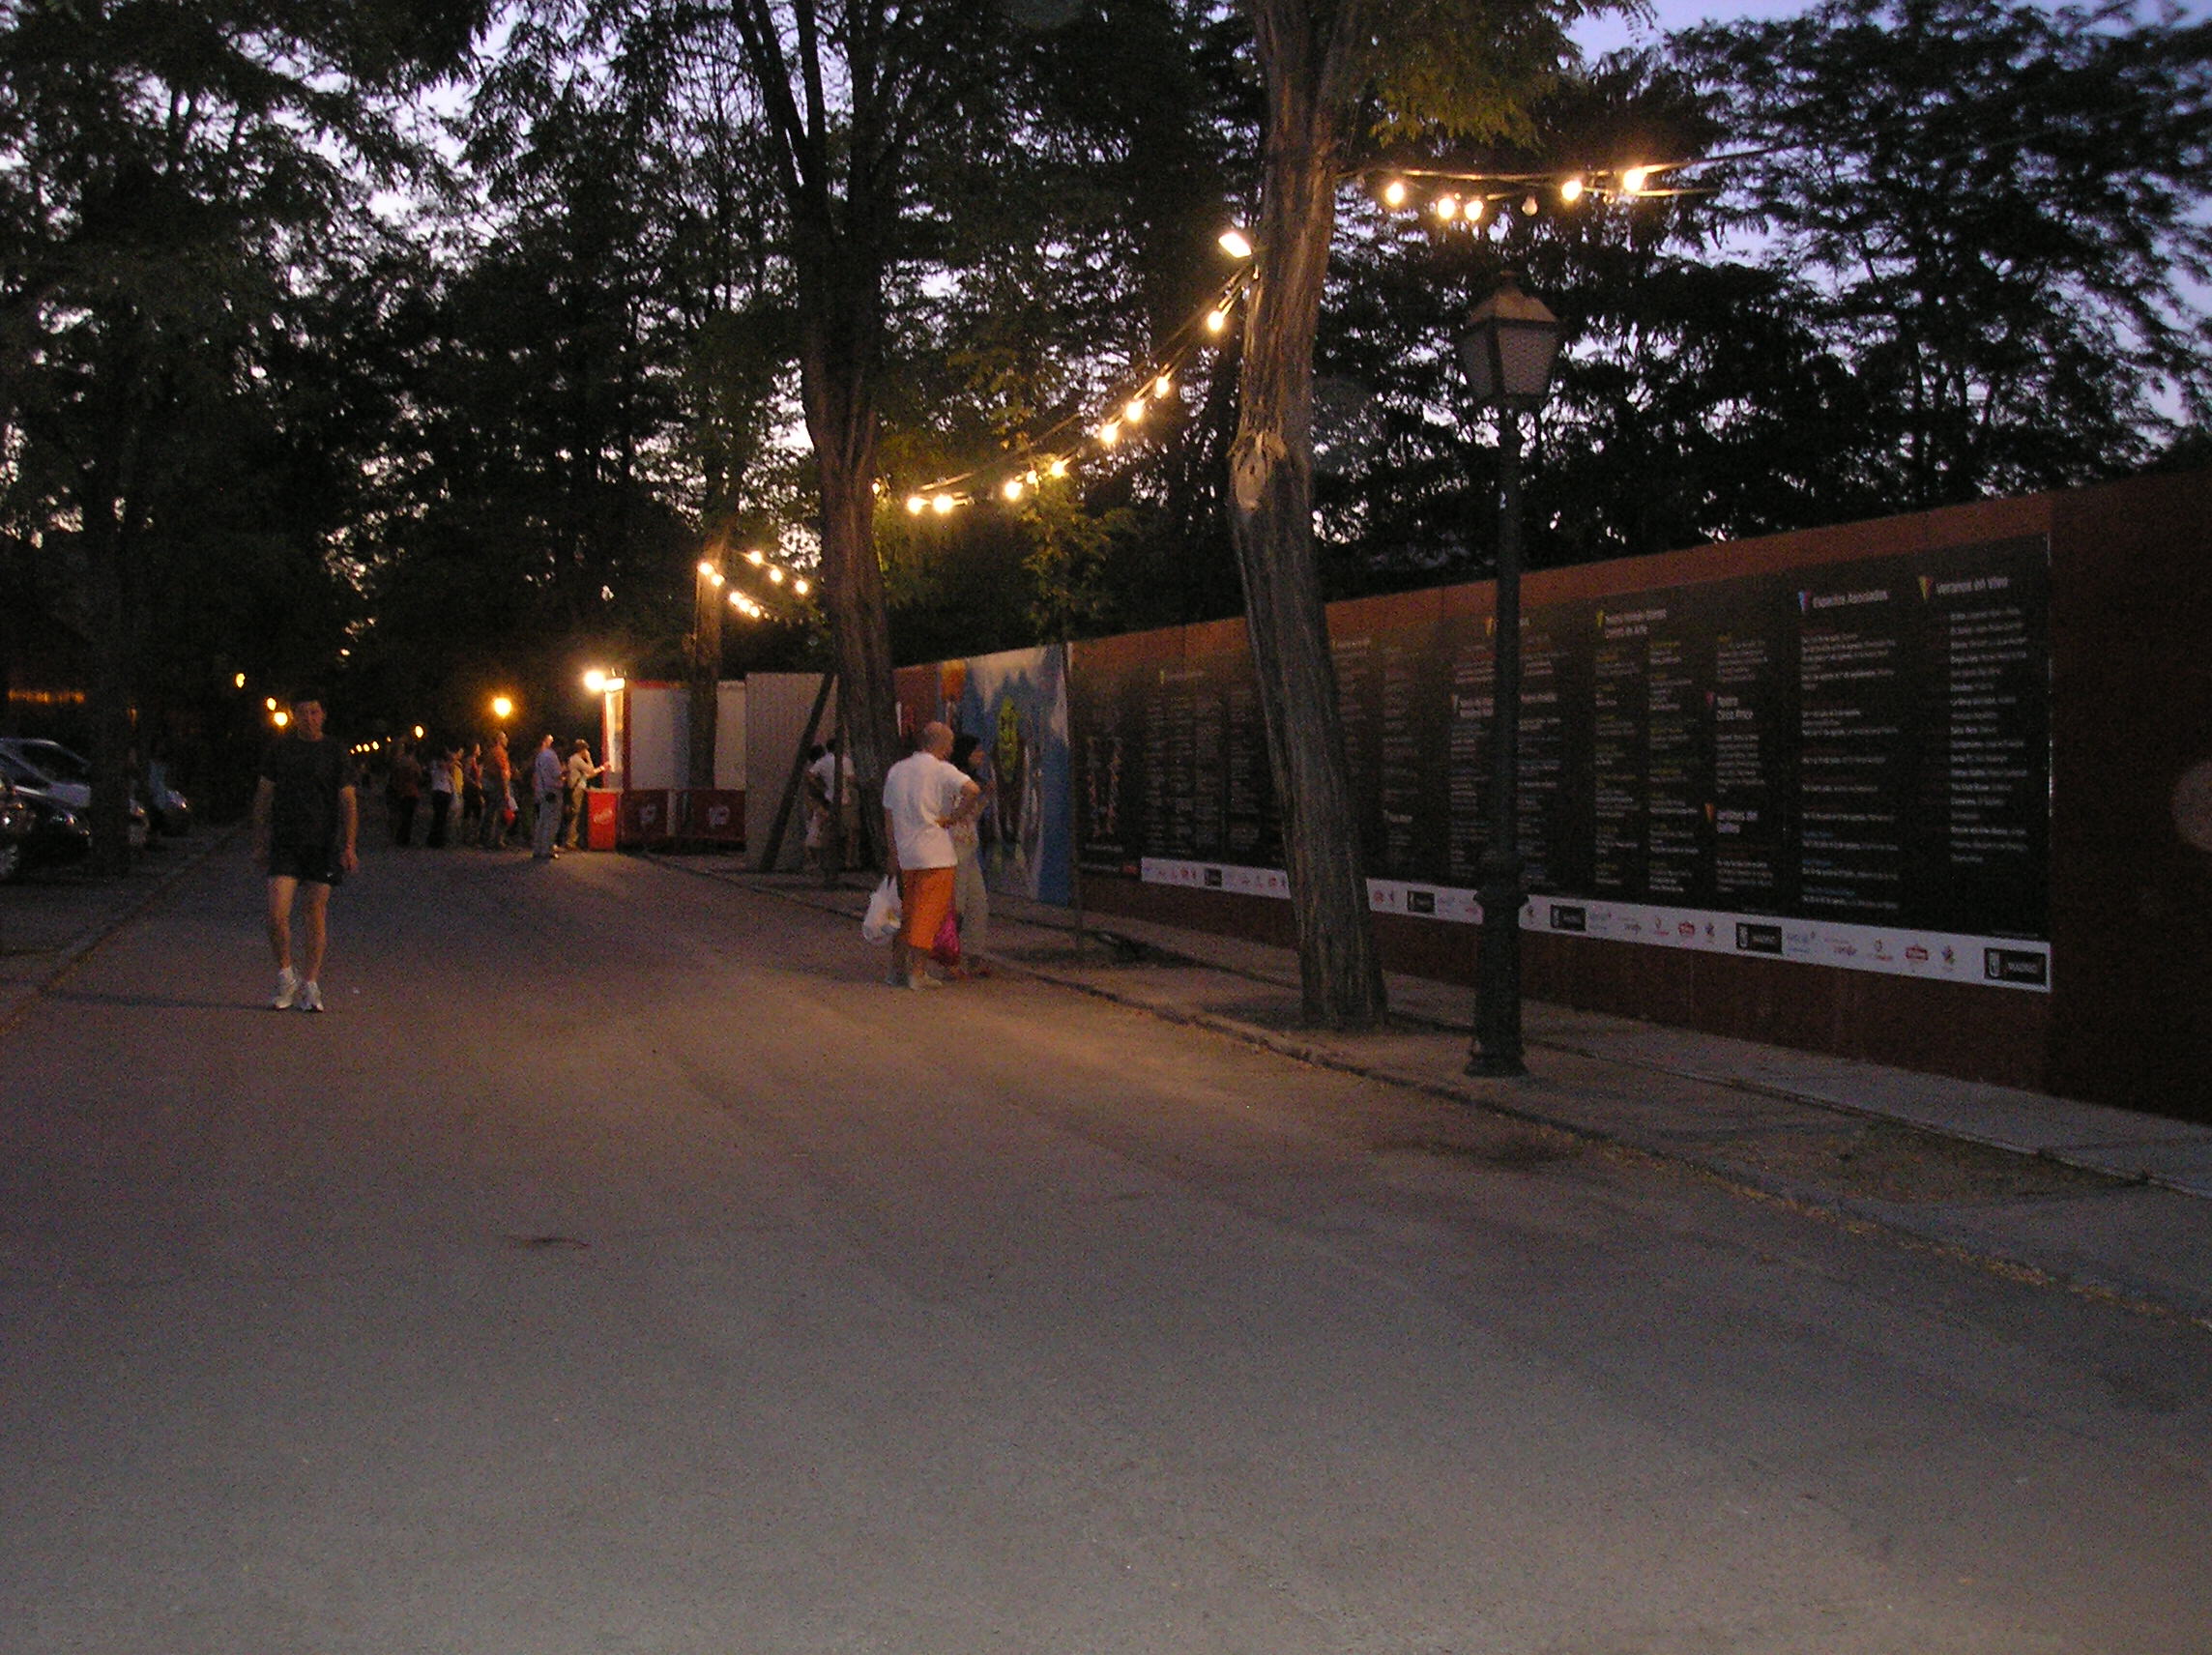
left=586, top=790, right=619, bottom=851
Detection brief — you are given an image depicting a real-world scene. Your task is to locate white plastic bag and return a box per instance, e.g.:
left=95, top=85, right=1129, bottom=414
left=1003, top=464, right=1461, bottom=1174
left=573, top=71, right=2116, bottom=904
left=861, top=876, right=903, bottom=945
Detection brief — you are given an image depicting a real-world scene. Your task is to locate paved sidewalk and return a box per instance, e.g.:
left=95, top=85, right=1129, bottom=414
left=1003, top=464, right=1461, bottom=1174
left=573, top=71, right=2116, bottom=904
left=654, top=856, right=2212, bottom=1330
left=0, top=827, right=240, bottom=1034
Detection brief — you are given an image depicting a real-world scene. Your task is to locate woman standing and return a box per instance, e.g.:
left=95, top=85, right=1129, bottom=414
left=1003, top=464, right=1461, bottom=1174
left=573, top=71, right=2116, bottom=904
left=948, top=732, right=994, bottom=977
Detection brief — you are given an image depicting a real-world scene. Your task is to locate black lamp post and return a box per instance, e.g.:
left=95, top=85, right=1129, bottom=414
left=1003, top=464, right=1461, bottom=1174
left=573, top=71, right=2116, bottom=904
left=1459, top=274, right=1562, bottom=1078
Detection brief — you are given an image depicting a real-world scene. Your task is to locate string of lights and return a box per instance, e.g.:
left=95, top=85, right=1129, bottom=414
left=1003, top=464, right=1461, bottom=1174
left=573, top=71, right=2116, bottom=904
left=902, top=259, right=1257, bottom=513
left=699, top=551, right=811, bottom=622
left=884, top=141, right=1810, bottom=519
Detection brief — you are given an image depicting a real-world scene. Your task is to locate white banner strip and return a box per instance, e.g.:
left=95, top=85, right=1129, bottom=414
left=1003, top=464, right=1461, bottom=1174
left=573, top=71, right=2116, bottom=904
left=1138, top=858, right=2052, bottom=993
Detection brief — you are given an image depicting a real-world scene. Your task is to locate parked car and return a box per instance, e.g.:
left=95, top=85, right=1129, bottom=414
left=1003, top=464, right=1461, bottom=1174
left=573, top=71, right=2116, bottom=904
left=0, top=747, right=146, bottom=851
left=0, top=778, right=33, bottom=883
left=0, top=740, right=151, bottom=848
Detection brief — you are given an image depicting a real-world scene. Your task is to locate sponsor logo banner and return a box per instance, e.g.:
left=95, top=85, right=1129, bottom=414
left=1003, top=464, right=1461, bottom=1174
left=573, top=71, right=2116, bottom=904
left=1137, top=859, right=2050, bottom=993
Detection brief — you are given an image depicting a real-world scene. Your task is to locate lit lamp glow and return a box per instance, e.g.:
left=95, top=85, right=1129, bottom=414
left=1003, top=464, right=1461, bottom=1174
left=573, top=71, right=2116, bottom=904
left=491, top=695, right=514, bottom=719
left=932, top=493, right=956, bottom=514
left=1621, top=165, right=1651, bottom=195
left=1217, top=227, right=1254, bottom=259
left=273, top=710, right=290, bottom=728
left=1382, top=178, right=1409, bottom=208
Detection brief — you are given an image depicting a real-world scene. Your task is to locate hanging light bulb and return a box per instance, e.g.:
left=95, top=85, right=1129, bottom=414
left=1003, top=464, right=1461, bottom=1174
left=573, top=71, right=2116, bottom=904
left=1465, top=196, right=1486, bottom=224
left=1560, top=176, right=1585, bottom=204
left=932, top=493, right=956, bottom=514
left=1206, top=306, right=1230, bottom=334
left=1435, top=194, right=1460, bottom=221
left=906, top=494, right=926, bottom=514
left=768, top=566, right=786, bottom=583
left=1002, top=478, right=1025, bottom=502
left=1153, top=372, right=1174, bottom=398
left=1123, top=396, right=1147, bottom=424
left=1522, top=194, right=1540, bottom=216
left=1047, top=456, right=1069, bottom=478
left=1382, top=179, right=1409, bottom=209
left=745, top=548, right=766, bottom=565
left=1621, top=165, right=1651, bottom=195
left=696, top=560, right=715, bottom=578
left=1098, top=420, right=1121, bottom=447
left=793, top=578, right=810, bottom=596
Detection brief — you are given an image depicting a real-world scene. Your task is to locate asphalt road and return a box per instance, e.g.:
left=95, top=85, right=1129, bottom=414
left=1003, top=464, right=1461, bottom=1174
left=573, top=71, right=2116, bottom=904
left=4, top=840, right=2207, bottom=1654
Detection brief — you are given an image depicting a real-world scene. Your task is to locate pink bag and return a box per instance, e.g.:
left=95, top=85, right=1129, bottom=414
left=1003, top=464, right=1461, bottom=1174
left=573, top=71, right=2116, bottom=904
left=930, top=910, right=962, bottom=966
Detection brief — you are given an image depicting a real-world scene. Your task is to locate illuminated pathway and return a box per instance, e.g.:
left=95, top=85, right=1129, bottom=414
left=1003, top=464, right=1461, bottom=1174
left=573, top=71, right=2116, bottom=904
left=3, top=838, right=2206, bottom=1653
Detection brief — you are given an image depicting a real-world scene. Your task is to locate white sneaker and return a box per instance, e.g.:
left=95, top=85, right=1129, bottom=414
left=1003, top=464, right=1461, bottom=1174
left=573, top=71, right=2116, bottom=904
left=297, top=981, right=324, bottom=1013
left=273, top=966, right=300, bottom=1010
left=906, top=972, right=942, bottom=991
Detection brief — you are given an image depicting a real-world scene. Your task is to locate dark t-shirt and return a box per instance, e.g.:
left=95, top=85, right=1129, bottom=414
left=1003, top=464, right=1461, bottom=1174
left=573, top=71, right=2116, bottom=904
left=260, top=736, right=354, bottom=851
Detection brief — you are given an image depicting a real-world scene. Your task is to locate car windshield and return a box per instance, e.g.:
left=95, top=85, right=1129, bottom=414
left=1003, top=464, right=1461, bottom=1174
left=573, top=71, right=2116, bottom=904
left=0, top=750, right=48, bottom=787
left=18, top=742, right=89, bottom=783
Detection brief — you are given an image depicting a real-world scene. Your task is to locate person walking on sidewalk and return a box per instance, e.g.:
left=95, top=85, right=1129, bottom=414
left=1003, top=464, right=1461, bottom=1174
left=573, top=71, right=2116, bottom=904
left=529, top=734, right=565, bottom=859
left=251, top=692, right=358, bottom=1013
left=882, top=722, right=979, bottom=991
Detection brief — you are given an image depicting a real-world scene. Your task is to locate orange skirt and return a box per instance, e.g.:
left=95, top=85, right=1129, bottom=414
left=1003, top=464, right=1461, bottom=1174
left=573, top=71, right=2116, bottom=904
left=900, top=866, right=956, bottom=950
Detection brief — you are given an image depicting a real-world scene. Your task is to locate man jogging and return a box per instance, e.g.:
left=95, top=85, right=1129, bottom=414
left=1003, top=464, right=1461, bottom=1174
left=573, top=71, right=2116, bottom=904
left=251, top=693, right=359, bottom=1012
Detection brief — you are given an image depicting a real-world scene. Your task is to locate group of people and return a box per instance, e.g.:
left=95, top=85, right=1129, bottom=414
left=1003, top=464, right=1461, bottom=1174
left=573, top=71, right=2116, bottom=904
left=381, top=732, right=607, bottom=858
left=253, top=694, right=1004, bottom=1010
left=882, top=720, right=995, bottom=991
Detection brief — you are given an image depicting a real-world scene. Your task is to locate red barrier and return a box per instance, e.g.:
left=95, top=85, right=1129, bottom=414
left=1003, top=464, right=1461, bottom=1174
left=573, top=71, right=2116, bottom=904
left=618, top=789, right=671, bottom=847
left=681, top=789, right=745, bottom=844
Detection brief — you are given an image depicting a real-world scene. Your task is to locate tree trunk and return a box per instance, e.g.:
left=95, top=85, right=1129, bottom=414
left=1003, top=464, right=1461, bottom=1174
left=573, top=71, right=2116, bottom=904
left=83, top=500, right=135, bottom=879
left=798, top=310, right=899, bottom=869
left=1228, top=0, right=1386, bottom=1027
left=688, top=545, right=722, bottom=791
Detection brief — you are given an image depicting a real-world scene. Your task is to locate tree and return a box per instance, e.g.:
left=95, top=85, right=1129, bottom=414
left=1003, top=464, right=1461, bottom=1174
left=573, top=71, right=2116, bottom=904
left=1679, top=0, right=2212, bottom=501
left=0, top=0, right=484, bottom=868
left=1228, top=0, right=1591, bottom=1026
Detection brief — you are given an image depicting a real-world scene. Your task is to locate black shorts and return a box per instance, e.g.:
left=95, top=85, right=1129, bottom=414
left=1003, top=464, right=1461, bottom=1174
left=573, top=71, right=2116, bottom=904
left=269, top=843, right=343, bottom=887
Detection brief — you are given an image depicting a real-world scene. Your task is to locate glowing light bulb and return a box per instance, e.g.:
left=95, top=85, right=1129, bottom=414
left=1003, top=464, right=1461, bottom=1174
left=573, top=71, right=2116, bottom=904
left=233, top=672, right=247, bottom=689
left=1099, top=421, right=1121, bottom=447
left=1560, top=176, right=1585, bottom=204
left=1382, top=179, right=1409, bottom=208
left=906, top=494, right=926, bottom=514
left=274, top=710, right=290, bottom=728
left=1002, top=478, right=1025, bottom=502
left=710, top=570, right=725, bottom=588
left=1621, top=165, right=1651, bottom=195
left=491, top=695, right=514, bottom=718
left=1124, top=397, right=1147, bottom=424
left=1206, top=307, right=1229, bottom=334
left=1435, top=194, right=1459, bottom=221
left=696, top=560, right=714, bottom=578
left=932, top=493, right=955, bottom=514
left=1153, top=373, right=1174, bottom=398
left=745, top=548, right=766, bottom=565
left=1465, top=197, right=1485, bottom=224
left=768, top=566, right=785, bottom=583
left=583, top=671, right=607, bottom=694
left=793, top=579, right=810, bottom=596
left=265, top=697, right=277, bottom=711
left=1047, top=456, right=1069, bottom=478
left=1218, top=227, right=1253, bottom=259
left=1522, top=194, right=1539, bottom=216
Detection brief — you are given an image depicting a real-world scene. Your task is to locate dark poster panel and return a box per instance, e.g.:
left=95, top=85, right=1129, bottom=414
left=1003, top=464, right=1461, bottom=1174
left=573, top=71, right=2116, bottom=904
left=1074, top=533, right=2051, bottom=960
left=1443, top=601, right=1586, bottom=895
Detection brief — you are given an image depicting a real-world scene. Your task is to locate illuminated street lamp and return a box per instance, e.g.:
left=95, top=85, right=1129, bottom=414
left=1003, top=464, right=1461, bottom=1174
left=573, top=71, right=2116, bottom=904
left=583, top=669, right=626, bottom=694
left=1459, top=273, right=1563, bottom=1079
left=413, top=724, right=425, bottom=740
left=490, top=695, right=514, bottom=721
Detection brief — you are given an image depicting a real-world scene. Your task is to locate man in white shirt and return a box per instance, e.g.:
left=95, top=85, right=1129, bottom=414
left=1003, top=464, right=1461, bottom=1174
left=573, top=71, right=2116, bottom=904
left=881, top=721, right=980, bottom=990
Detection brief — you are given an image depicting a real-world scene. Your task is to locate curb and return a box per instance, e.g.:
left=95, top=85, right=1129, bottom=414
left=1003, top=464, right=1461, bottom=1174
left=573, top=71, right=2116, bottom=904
left=0, top=824, right=244, bottom=1038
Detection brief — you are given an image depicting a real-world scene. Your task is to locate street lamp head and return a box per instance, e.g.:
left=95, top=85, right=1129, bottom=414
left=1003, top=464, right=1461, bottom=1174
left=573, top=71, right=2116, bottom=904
left=1459, top=273, right=1563, bottom=412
